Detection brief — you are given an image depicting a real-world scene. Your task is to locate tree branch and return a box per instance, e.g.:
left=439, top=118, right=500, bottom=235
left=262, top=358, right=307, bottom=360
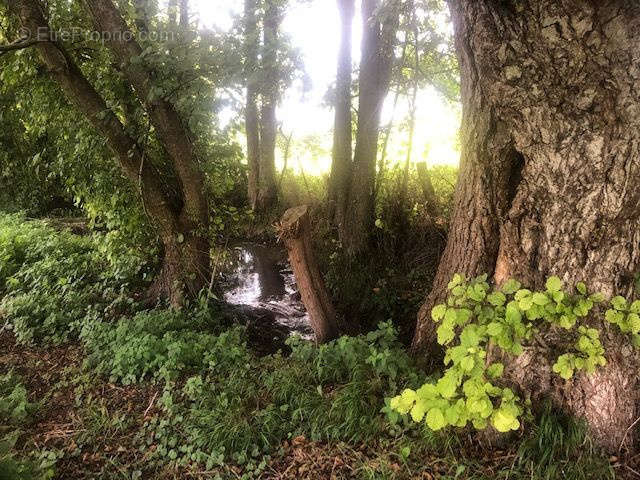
left=0, top=37, right=43, bottom=53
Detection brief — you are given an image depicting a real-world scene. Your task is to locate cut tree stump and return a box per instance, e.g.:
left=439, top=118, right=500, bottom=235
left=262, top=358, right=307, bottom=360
left=277, top=205, right=339, bottom=344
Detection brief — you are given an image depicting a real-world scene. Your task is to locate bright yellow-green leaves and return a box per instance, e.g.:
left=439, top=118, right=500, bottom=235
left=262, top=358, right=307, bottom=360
left=390, top=273, right=640, bottom=434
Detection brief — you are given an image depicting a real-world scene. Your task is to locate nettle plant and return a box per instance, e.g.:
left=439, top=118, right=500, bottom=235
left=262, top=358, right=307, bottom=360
left=390, top=273, right=635, bottom=433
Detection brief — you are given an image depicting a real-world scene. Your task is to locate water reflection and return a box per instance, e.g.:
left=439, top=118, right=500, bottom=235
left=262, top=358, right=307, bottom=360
left=223, top=244, right=313, bottom=339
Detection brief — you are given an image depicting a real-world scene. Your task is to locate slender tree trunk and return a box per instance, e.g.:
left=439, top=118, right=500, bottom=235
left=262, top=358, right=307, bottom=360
left=414, top=0, right=640, bottom=451
left=10, top=0, right=208, bottom=306
left=328, top=0, right=355, bottom=225
left=340, top=0, right=399, bottom=255
left=134, top=0, right=150, bottom=33
left=244, top=0, right=261, bottom=209
left=256, top=0, right=282, bottom=211
left=400, top=82, right=418, bottom=205
left=400, top=9, right=419, bottom=206
left=179, top=0, right=188, bottom=28
left=415, top=162, right=439, bottom=215
left=168, top=0, right=178, bottom=26
left=278, top=129, right=293, bottom=189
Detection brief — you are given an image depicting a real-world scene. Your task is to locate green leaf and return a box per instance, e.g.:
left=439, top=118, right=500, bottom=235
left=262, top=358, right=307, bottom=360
left=576, top=282, right=587, bottom=295
left=437, top=324, right=455, bottom=345
left=611, top=296, right=628, bottom=311
left=487, top=322, right=503, bottom=336
left=486, top=363, right=504, bottom=379
left=629, top=313, right=640, bottom=334
left=431, top=304, right=446, bottom=322
left=460, top=356, right=475, bottom=372
left=410, top=399, right=428, bottom=422
left=487, top=292, right=506, bottom=307
left=502, top=279, right=521, bottom=295
left=545, top=276, right=563, bottom=292
left=492, top=408, right=520, bottom=432
left=532, top=292, right=550, bottom=306
left=448, top=274, right=463, bottom=290
left=425, top=408, right=446, bottom=431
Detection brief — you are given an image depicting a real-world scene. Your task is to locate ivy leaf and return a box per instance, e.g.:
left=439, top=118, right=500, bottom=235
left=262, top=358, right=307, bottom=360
left=437, top=324, right=455, bottom=345
left=532, top=292, right=550, bottom=306
left=629, top=313, right=640, bottom=334
left=410, top=399, right=428, bottom=422
left=425, top=408, right=446, bottom=431
left=460, top=356, right=475, bottom=372
left=492, top=408, right=520, bottom=432
left=448, top=274, right=463, bottom=290
left=486, top=363, right=504, bottom=379
left=431, top=304, right=447, bottom=322
left=502, top=279, right=521, bottom=295
left=487, top=322, right=503, bottom=336
left=487, top=292, right=506, bottom=307
left=611, top=296, right=628, bottom=311
left=545, top=276, right=563, bottom=292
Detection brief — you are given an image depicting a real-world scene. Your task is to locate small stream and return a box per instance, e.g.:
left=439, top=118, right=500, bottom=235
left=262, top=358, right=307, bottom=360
left=221, top=244, right=314, bottom=340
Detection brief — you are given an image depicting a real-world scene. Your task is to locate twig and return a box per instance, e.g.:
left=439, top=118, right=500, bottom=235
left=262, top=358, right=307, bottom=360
left=619, top=414, right=640, bottom=452
left=143, top=391, right=158, bottom=418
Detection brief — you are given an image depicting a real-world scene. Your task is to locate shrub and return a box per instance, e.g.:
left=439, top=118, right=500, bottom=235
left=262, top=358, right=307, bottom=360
left=82, top=303, right=242, bottom=384
left=0, top=213, right=145, bottom=344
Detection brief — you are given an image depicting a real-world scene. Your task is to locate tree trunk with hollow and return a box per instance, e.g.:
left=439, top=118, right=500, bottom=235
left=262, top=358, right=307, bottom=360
left=278, top=206, right=339, bottom=344
left=413, top=0, right=640, bottom=452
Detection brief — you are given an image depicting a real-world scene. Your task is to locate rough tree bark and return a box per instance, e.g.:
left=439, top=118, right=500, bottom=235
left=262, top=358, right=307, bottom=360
left=9, top=0, right=210, bottom=306
left=328, top=0, right=355, bottom=225
left=413, top=0, right=640, bottom=451
left=278, top=206, right=339, bottom=343
left=256, top=0, right=282, bottom=212
left=244, top=0, right=261, bottom=210
left=340, top=0, right=399, bottom=255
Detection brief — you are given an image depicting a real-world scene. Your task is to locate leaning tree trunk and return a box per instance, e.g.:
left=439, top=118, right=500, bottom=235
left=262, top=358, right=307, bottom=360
left=328, top=0, right=355, bottom=225
left=11, top=0, right=210, bottom=306
left=278, top=206, right=339, bottom=343
left=340, top=0, right=399, bottom=255
left=413, top=0, right=640, bottom=452
left=83, top=0, right=211, bottom=304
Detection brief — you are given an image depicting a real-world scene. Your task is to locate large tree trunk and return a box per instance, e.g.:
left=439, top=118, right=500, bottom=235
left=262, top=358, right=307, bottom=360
left=328, top=0, right=355, bottom=225
left=256, top=0, right=282, bottom=212
left=340, top=0, right=399, bottom=255
left=414, top=0, right=640, bottom=451
left=244, top=0, right=261, bottom=210
left=10, top=0, right=210, bottom=306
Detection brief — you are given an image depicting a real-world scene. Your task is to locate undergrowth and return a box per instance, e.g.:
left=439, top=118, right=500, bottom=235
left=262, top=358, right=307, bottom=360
left=0, top=213, right=146, bottom=344
left=0, top=214, right=618, bottom=479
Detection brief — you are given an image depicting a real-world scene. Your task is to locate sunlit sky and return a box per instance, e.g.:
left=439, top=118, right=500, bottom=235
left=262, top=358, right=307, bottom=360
left=190, top=0, right=461, bottom=174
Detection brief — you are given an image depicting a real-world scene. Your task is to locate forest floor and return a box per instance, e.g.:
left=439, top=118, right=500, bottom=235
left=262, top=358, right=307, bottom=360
left=2, top=329, right=639, bottom=479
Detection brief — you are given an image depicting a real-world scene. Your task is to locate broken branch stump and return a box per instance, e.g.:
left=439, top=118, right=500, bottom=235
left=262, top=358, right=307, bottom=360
left=277, top=205, right=339, bottom=344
